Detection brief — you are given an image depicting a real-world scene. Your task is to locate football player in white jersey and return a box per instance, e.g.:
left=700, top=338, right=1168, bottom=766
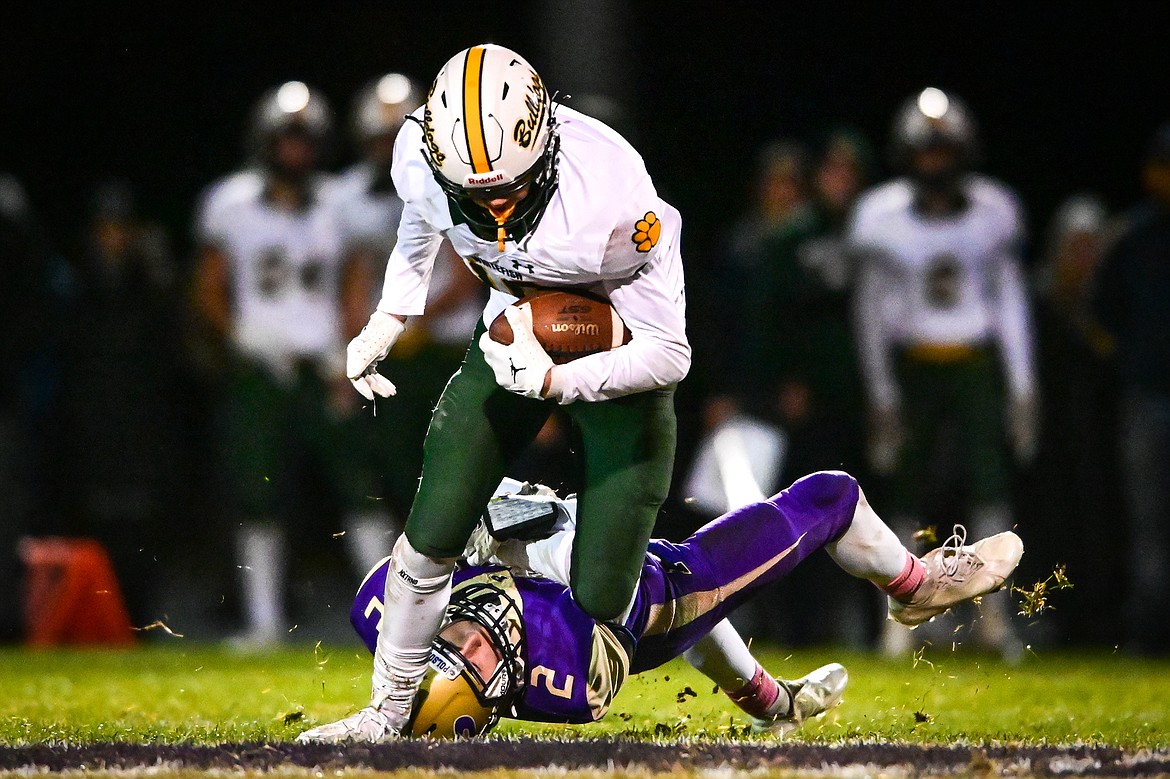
left=330, top=44, right=689, bottom=736
left=193, top=81, right=394, bottom=648
left=849, top=88, right=1037, bottom=659
left=326, top=73, right=484, bottom=518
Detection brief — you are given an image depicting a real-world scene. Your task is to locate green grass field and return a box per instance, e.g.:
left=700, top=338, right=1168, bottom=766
left=3, top=642, right=1169, bottom=748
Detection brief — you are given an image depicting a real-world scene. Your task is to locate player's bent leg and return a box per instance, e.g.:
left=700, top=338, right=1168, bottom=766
left=404, top=333, right=552, bottom=558
left=567, top=387, right=677, bottom=621
left=629, top=472, right=863, bottom=672
left=683, top=619, right=847, bottom=737
left=676, top=470, right=861, bottom=604
left=371, top=536, right=454, bottom=713
left=685, top=620, right=848, bottom=738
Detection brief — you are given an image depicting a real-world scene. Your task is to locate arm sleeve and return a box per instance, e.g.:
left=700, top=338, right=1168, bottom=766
left=375, top=200, right=444, bottom=316
left=374, top=120, right=446, bottom=317
left=548, top=202, right=691, bottom=403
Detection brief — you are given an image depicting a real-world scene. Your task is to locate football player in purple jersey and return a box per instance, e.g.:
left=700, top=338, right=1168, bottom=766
left=299, top=470, right=1023, bottom=741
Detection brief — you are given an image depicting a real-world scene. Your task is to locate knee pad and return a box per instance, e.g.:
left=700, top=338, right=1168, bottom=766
left=786, top=471, right=859, bottom=511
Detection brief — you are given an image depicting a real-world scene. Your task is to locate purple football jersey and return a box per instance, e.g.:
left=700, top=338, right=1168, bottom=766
left=352, top=470, right=860, bottom=723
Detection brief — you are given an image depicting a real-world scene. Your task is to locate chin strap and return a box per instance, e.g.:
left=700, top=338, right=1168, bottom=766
left=487, top=201, right=519, bottom=252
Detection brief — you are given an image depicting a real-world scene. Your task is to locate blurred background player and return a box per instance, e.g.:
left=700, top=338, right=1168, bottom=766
left=193, top=81, right=394, bottom=648
left=1031, top=193, right=1121, bottom=645
left=327, top=73, right=484, bottom=520
left=1091, top=122, right=1170, bottom=656
left=338, top=43, right=690, bottom=735
left=850, top=88, right=1037, bottom=659
left=711, top=140, right=816, bottom=415
left=49, top=180, right=183, bottom=626
left=703, top=132, right=875, bottom=649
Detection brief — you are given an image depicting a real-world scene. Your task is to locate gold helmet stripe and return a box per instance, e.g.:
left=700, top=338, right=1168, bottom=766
left=462, top=45, right=492, bottom=173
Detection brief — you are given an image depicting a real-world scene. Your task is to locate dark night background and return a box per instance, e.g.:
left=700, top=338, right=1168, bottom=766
left=2, top=2, right=1166, bottom=258
left=2, top=2, right=1166, bottom=646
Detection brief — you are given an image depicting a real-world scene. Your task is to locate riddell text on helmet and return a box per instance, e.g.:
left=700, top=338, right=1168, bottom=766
left=467, top=171, right=507, bottom=186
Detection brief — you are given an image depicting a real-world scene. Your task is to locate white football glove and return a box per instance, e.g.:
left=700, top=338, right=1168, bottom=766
left=295, top=705, right=403, bottom=744
left=479, top=305, right=555, bottom=400
left=346, top=311, right=405, bottom=401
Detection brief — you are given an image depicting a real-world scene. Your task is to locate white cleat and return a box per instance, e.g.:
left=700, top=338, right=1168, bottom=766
left=889, top=526, right=1024, bottom=628
left=751, top=663, right=848, bottom=737
left=296, top=705, right=403, bottom=744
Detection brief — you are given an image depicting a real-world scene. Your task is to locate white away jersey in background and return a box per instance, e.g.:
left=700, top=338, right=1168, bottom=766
left=849, top=174, right=1035, bottom=407
left=377, top=105, right=690, bottom=403
left=325, top=161, right=405, bottom=259
left=196, top=170, right=345, bottom=372
left=324, top=161, right=481, bottom=347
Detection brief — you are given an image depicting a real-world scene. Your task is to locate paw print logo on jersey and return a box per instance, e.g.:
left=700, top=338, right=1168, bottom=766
left=631, top=211, right=661, bottom=253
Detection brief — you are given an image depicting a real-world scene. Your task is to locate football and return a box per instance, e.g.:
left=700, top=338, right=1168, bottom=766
left=489, top=290, right=631, bottom=365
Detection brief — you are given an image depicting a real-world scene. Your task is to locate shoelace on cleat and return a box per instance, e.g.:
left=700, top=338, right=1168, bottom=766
left=939, top=524, right=971, bottom=578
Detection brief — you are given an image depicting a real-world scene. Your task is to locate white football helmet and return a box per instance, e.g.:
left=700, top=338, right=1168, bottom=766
left=420, top=44, right=560, bottom=243
left=250, top=80, right=333, bottom=142
left=352, top=72, right=421, bottom=143
left=889, top=87, right=979, bottom=167
left=247, top=80, right=333, bottom=165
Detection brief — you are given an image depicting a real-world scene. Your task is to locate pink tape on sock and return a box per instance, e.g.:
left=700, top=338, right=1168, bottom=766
left=883, top=552, right=925, bottom=601
left=725, top=664, right=782, bottom=719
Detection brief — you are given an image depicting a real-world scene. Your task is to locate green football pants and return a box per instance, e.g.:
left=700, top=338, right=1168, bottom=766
left=403, top=327, right=678, bottom=621
left=890, top=348, right=1010, bottom=514
left=222, top=360, right=382, bottom=520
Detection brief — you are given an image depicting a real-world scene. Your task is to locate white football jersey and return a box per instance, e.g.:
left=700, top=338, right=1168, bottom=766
left=849, top=175, right=1035, bottom=406
left=378, top=105, right=690, bottom=403
left=325, top=161, right=405, bottom=259
left=196, top=169, right=345, bottom=367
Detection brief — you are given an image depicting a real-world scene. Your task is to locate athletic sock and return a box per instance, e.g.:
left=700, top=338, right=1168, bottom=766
left=369, top=535, right=454, bottom=727
left=683, top=619, right=758, bottom=689
left=882, top=552, right=926, bottom=602
left=726, top=665, right=791, bottom=719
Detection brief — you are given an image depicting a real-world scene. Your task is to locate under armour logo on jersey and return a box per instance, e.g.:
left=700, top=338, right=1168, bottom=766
left=510, top=258, right=535, bottom=274
left=632, top=211, right=661, bottom=253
